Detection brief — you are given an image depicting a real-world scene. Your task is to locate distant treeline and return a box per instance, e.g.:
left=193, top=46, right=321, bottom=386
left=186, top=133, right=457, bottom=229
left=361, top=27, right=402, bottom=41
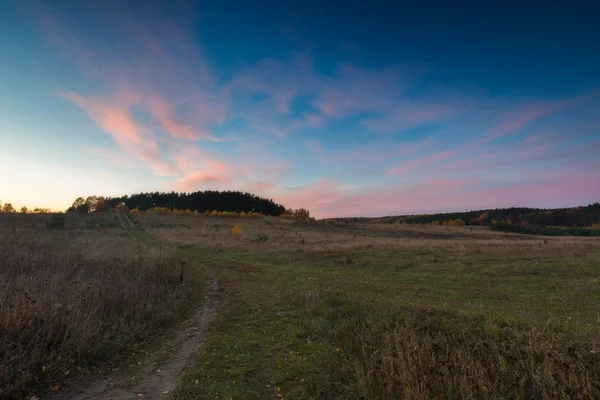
left=327, top=203, right=600, bottom=228
left=67, top=191, right=287, bottom=216
left=490, top=223, right=600, bottom=237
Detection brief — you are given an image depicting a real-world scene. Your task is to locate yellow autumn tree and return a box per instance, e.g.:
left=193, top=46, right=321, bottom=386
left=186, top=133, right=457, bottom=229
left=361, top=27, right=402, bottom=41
left=231, top=223, right=243, bottom=238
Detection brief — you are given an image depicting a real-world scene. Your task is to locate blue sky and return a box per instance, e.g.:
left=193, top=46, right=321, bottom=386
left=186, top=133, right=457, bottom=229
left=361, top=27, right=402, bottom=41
left=1, top=1, right=599, bottom=217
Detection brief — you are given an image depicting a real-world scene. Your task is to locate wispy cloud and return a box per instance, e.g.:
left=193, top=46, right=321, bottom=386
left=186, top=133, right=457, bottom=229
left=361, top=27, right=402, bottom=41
left=34, top=2, right=600, bottom=216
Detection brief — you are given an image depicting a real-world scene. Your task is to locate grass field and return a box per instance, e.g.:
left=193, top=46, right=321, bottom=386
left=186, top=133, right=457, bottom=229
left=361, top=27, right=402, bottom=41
left=130, top=213, right=600, bottom=399
left=0, top=213, right=204, bottom=398
left=3, top=212, right=600, bottom=399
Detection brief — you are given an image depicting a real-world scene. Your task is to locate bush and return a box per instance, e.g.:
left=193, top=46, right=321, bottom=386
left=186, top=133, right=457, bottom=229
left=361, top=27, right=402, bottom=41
left=148, top=207, right=171, bottom=214
left=442, top=219, right=466, bottom=226
left=249, top=233, right=269, bottom=244
left=231, top=224, right=243, bottom=238
left=46, top=213, right=66, bottom=230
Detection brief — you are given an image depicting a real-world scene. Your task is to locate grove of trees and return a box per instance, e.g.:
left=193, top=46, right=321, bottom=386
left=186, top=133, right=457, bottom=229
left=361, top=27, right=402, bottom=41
left=67, top=190, right=287, bottom=216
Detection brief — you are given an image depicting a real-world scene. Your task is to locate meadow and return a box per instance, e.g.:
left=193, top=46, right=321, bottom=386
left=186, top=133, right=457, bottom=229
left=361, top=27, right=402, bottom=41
left=135, top=213, right=600, bottom=399
left=0, top=213, right=203, bottom=398
left=2, top=211, right=600, bottom=399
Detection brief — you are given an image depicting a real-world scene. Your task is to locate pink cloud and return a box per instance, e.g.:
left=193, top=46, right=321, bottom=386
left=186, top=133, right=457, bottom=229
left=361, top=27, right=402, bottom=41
left=300, top=172, right=600, bottom=218
left=486, top=105, right=554, bottom=139
left=275, top=179, right=346, bottom=214
left=318, top=103, right=335, bottom=115
left=61, top=90, right=142, bottom=143
left=361, top=100, right=473, bottom=134
left=449, top=172, right=600, bottom=211
left=386, top=148, right=461, bottom=175
left=246, top=181, right=277, bottom=194
left=171, top=160, right=233, bottom=191
left=304, top=113, right=324, bottom=128
left=486, top=92, right=600, bottom=140
left=172, top=171, right=230, bottom=191
left=275, top=177, right=481, bottom=218
left=61, top=90, right=178, bottom=176
left=147, top=95, right=217, bottom=141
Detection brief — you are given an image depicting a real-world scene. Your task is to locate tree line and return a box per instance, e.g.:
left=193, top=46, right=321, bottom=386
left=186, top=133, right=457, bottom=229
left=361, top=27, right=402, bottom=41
left=67, top=190, right=287, bottom=216
left=399, top=204, right=600, bottom=227
left=0, top=202, right=51, bottom=214
left=326, top=203, right=600, bottom=227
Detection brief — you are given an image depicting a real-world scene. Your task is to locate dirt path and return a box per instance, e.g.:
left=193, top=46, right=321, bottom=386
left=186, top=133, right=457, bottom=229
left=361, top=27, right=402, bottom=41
left=54, top=218, right=219, bottom=399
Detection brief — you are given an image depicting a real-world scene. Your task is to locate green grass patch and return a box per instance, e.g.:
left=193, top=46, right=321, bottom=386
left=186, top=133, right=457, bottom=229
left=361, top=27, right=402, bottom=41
left=172, top=239, right=600, bottom=399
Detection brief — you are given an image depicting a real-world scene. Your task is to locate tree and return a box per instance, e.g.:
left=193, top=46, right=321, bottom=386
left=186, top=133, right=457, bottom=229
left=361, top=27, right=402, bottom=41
left=95, top=197, right=112, bottom=213
left=47, top=213, right=66, bottom=229
left=71, top=197, right=88, bottom=214
left=84, top=196, right=111, bottom=213
left=84, top=196, right=99, bottom=213
left=20, top=206, right=28, bottom=213
left=292, top=208, right=311, bottom=220
left=2, top=203, right=15, bottom=213
left=72, top=197, right=86, bottom=209
left=476, top=212, right=489, bottom=225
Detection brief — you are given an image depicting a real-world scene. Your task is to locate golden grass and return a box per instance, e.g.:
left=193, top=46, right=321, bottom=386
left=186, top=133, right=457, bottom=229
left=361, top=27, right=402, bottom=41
left=134, top=213, right=598, bottom=256
left=332, top=310, right=600, bottom=399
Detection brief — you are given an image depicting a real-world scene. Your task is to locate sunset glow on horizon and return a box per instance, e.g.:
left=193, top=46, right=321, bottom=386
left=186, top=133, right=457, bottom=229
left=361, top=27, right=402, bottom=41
left=1, top=2, right=599, bottom=217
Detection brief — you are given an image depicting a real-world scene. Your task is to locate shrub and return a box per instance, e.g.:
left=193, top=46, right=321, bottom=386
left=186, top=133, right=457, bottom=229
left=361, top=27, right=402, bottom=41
left=250, top=233, right=269, bottom=244
left=292, top=208, right=311, bottom=220
left=148, top=207, right=171, bottom=214
left=244, top=211, right=264, bottom=218
left=46, top=213, right=66, bottom=230
left=231, top=223, right=243, bottom=238
left=442, top=219, right=462, bottom=226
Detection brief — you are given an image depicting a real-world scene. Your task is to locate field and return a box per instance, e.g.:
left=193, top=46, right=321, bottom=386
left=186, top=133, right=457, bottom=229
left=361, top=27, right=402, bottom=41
left=2, top=212, right=600, bottom=399
left=0, top=213, right=204, bottom=398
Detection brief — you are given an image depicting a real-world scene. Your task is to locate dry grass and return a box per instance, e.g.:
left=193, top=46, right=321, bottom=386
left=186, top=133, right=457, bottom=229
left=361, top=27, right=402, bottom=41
left=0, top=228, right=197, bottom=397
left=332, top=310, right=600, bottom=399
left=136, top=213, right=599, bottom=258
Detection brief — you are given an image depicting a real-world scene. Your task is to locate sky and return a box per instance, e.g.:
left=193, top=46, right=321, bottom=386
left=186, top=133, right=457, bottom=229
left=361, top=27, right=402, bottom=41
left=1, top=1, right=599, bottom=217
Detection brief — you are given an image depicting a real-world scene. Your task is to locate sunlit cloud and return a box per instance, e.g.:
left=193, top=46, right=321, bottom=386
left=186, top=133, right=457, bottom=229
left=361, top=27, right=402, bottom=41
left=18, top=2, right=599, bottom=216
